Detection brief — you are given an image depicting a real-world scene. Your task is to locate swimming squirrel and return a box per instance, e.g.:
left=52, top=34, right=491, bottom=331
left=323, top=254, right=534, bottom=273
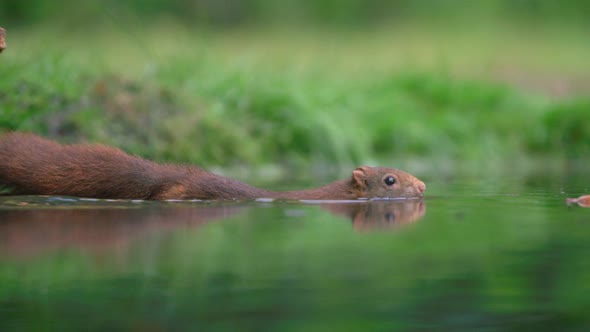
left=0, top=133, right=426, bottom=200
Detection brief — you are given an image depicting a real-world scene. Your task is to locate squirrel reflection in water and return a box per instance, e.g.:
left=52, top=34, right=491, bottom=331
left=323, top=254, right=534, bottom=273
left=0, top=199, right=426, bottom=258
left=322, top=200, right=425, bottom=232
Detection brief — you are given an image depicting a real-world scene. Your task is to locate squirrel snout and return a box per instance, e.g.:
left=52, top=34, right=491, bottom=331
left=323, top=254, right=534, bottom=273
left=416, top=181, right=426, bottom=195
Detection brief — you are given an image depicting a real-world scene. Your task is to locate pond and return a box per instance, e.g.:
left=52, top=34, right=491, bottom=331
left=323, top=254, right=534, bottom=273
left=1, top=171, right=589, bottom=331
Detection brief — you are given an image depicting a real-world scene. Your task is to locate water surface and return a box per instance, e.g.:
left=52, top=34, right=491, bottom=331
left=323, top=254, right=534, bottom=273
left=1, top=174, right=589, bottom=331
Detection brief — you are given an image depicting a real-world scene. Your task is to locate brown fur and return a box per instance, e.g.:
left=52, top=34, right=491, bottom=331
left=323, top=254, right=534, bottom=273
left=0, top=133, right=426, bottom=200
left=0, top=27, right=5, bottom=53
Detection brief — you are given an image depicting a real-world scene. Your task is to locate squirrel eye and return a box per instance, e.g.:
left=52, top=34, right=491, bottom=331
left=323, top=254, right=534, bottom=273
left=385, top=212, right=395, bottom=223
left=384, top=176, right=396, bottom=186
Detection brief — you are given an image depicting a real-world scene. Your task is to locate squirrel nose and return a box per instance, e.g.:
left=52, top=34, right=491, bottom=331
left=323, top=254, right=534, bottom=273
left=417, top=182, right=426, bottom=194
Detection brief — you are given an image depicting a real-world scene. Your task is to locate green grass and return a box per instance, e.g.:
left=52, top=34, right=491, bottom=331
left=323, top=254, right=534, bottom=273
left=1, top=24, right=589, bottom=177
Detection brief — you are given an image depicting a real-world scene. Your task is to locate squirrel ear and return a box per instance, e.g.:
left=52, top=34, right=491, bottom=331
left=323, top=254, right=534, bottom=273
left=352, top=166, right=370, bottom=189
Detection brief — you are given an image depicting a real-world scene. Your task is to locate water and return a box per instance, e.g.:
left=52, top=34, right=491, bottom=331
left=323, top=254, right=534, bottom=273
left=1, top=174, right=590, bottom=331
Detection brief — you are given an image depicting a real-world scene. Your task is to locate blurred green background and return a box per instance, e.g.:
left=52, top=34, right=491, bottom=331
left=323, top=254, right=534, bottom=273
left=2, top=3, right=590, bottom=331
left=1, top=0, right=589, bottom=177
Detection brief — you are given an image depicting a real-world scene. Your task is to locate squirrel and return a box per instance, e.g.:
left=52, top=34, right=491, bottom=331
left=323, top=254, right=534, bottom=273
left=0, top=133, right=426, bottom=200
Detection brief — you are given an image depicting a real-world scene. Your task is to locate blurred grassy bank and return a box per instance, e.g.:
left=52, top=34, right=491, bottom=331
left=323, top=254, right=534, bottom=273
left=1, top=23, right=589, bottom=178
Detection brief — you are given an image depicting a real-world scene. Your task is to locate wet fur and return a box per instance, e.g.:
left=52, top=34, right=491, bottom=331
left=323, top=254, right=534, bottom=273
left=0, top=133, right=425, bottom=200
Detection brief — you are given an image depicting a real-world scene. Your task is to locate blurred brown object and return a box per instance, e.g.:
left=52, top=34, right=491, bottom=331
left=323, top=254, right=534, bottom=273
left=0, top=27, right=5, bottom=52
left=566, top=195, right=590, bottom=207
left=0, top=203, right=248, bottom=258
left=0, top=198, right=426, bottom=259
left=321, top=200, right=426, bottom=231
